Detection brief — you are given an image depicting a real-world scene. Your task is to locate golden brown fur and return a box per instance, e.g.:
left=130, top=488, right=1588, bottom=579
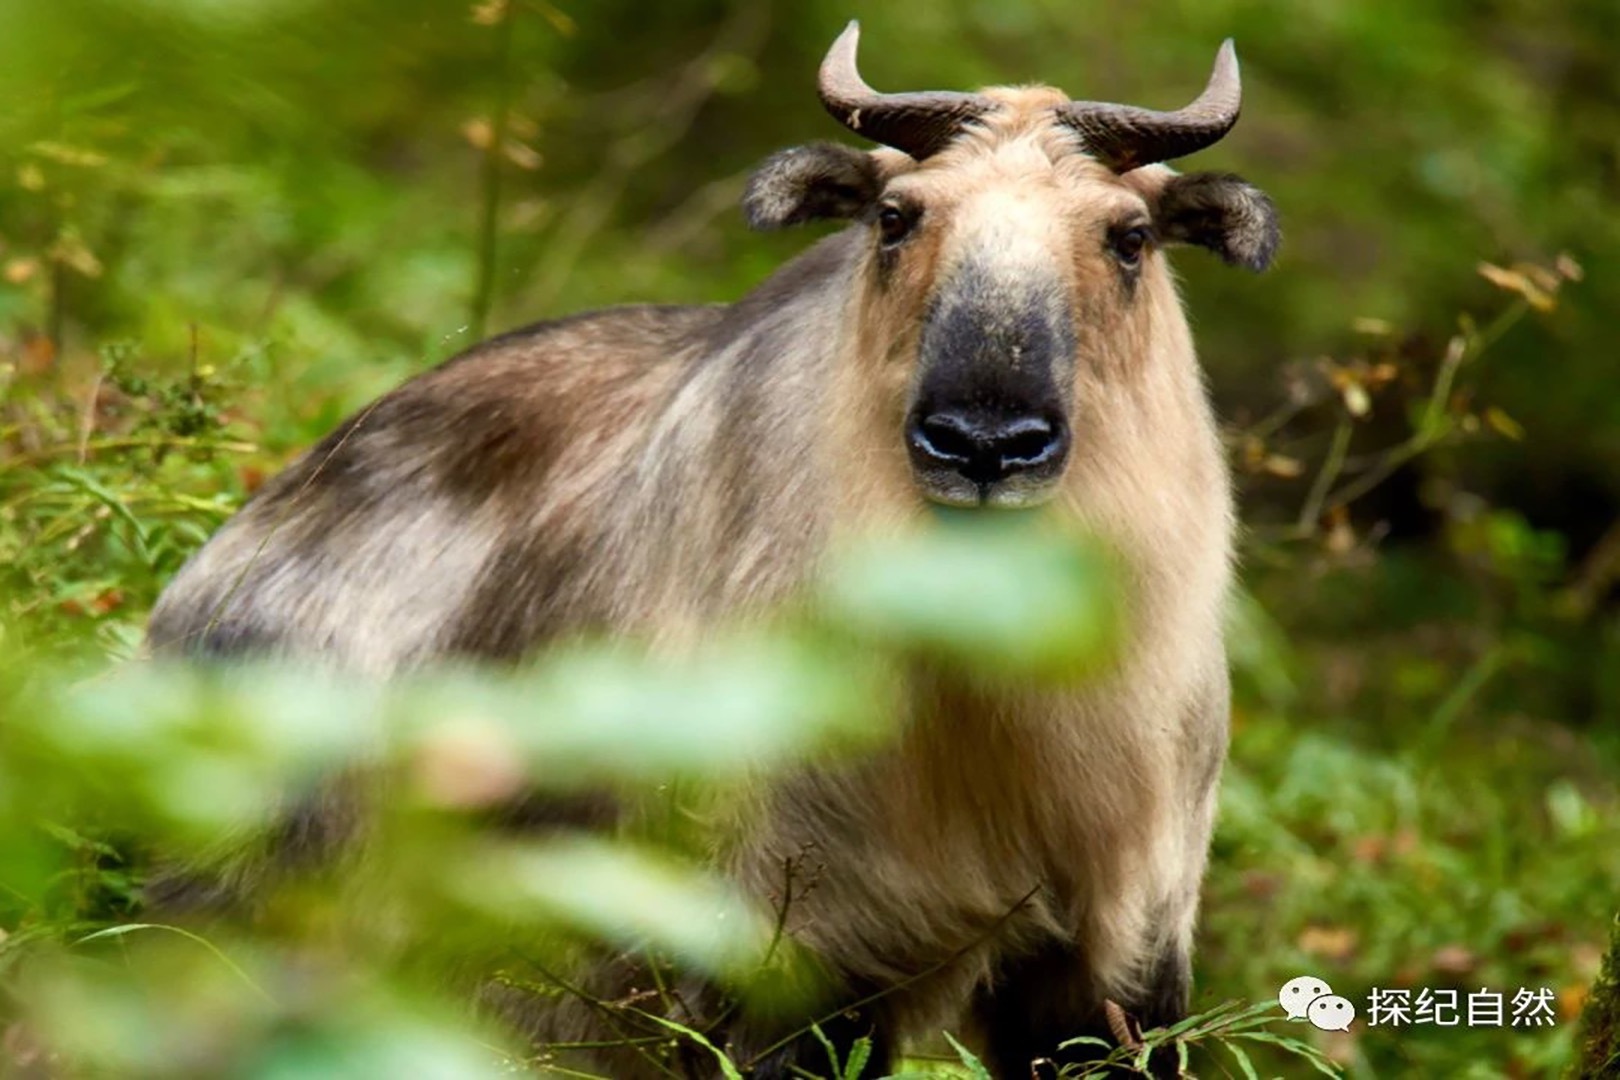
left=149, top=70, right=1276, bottom=1079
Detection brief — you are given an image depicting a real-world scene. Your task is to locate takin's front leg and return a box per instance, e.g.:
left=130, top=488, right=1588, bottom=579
left=972, top=933, right=1191, bottom=1079
left=975, top=665, right=1227, bottom=1077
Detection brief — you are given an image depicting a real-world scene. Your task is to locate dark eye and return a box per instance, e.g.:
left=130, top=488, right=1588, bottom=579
left=877, top=204, right=914, bottom=245
left=1111, top=226, right=1150, bottom=267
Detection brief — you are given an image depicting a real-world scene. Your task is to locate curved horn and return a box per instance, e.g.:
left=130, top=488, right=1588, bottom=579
left=1055, top=40, right=1243, bottom=172
left=817, top=21, right=992, bottom=161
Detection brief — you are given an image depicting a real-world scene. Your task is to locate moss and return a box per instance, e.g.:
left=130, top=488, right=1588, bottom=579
left=1574, top=913, right=1620, bottom=1079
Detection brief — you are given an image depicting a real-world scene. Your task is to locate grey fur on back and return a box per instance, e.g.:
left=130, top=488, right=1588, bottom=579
left=149, top=239, right=858, bottom=670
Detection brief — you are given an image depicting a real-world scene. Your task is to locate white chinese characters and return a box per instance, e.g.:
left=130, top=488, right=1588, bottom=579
left=1366, top=985, right=1557, bottom=1028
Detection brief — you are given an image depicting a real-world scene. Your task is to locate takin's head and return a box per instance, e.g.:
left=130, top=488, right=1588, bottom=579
left=744, top=22, right=1278, bottom=510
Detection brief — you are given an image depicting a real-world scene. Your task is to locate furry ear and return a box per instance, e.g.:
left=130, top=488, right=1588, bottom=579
left=1148, top=171, right=1280, bottom=271
left=742, top=142, right=884, bottom=231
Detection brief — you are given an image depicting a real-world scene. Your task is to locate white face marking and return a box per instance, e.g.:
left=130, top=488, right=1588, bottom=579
left=947, top=186, right=1062, bottom=282
left=1278, top=975, right=1334, bottom=1020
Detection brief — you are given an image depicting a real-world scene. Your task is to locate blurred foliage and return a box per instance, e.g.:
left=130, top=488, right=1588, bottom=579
left=0, top=525, right=1137, bottom=1078
left=1, top=0, right=1618, bottom=1076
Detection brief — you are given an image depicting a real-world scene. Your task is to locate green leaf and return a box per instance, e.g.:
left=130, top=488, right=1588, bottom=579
left=1229, top=1032, right=1342, bottom=1077
left=73, top=923, right=274, bottom=1004
left=821, top=520, right=1118, bottom=681
left=843, top=1034, right=873, bottom=1080
left=638, top=1014, right=745, bottom=1080
left=1224, top=1039, right=1260, bottom=1080
left=812, top=1023, right=841, bottom=1077
left=941, top=1032, right=992, bottom=1080
left=398, top=635, right=892, bottom=785
left=450, top=837, right=775, bottom=983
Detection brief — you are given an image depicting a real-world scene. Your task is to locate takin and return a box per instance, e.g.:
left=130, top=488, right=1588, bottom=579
left=147, top=21, right=1279, bottom=1079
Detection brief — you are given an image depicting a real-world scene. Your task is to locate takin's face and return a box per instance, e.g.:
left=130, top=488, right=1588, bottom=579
left=745, top=38, right=1279, bottom=510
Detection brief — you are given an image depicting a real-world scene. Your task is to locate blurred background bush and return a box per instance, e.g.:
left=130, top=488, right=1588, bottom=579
left=1, top=0, right=1617, bottom=1076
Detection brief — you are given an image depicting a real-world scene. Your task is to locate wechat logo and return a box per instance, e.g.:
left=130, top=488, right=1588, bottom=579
left=1279, top=975, right=1357, bottom=1031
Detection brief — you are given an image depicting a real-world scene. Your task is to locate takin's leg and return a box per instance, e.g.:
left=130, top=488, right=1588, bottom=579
left=972, top=935, right=1190, bottom=1079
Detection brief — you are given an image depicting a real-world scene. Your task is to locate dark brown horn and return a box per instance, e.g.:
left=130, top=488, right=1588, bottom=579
left=1055, top=40, right=1242, bottom=172
left=817, top=21, right=993, bottom=161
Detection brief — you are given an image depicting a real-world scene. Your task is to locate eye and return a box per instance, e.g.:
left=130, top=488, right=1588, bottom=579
left=1111, top=225, right=1151, bottom=267
left=877, top=204, right=915, bottom=246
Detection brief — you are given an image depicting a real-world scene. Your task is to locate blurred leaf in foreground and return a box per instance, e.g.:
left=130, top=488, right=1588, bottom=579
left=452, top=836, right=776, bottom=983
left=821, top=516, right=1120, bottom=681
left=21, top=933, right=511, bottom=1080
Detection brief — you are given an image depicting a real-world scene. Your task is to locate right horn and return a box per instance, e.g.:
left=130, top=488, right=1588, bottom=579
left=1054, top=40, right=1243, bottom=172
left=817, top=21, right=994, bottom=161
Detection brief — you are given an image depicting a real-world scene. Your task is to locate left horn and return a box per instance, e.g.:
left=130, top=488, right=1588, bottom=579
left=1054, top=40, right=1243, bottom=172
left=817, top=21, right=993, bottom=161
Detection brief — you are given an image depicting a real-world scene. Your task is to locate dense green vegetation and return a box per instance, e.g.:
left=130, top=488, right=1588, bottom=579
left=2, top=1, right=1617, bottom=1076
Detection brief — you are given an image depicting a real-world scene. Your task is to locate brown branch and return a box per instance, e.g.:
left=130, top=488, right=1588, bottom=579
left=518, top=956, right=689, bottom=1080
left=470, top=0, right=521, bottom=340
left=0, top=436, right=260, bottom=477
left=1104, top=999, right=1143, bottom=1051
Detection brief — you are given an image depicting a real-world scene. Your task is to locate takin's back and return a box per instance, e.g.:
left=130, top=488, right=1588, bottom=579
left=147, top=302, right=727, bottom=672
left=148, top=229, right=865, bottom=671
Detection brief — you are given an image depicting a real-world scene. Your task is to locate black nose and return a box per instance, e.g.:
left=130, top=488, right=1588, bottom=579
left=907, top=409, right=1069, bottom=486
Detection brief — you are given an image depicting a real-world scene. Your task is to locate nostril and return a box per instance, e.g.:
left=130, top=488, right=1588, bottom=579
left=915, top=414, right=977, bottom=463
left=997, top=416, right=1060, bottom=466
